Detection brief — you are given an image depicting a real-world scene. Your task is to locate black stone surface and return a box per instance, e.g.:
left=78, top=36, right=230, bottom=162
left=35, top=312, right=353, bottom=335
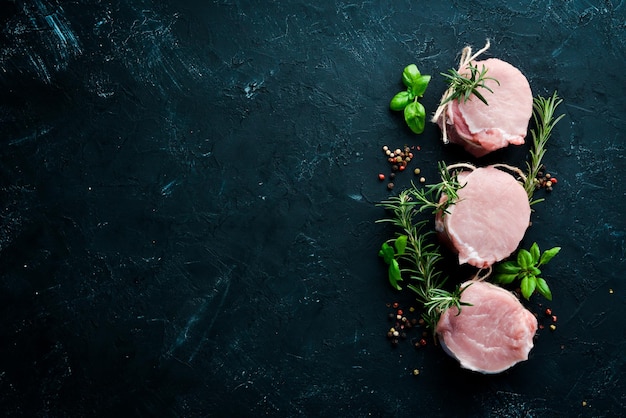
left=1, top=0, right=625, bottom=416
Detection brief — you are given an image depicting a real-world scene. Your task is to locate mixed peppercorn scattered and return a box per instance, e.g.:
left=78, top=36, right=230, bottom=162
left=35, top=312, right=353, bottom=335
left=535, top=166, right=559, bottom=192
left=385, top=302, right=429, bottom=350
left=537, top=306, right=558, bottom=331
left=378, top=145, right=423, bottom=190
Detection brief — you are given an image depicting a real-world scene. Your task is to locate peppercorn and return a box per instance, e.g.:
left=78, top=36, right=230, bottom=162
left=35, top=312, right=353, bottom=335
left=545, top=308, right=552, bottom=316
left=378, top=173, right=385, bottom=181
left=412, top=369, right=420, bottom=376
left=399, top=165, right=405, bottom=171
left=389, top=173, right=396, bottom=179
left=387, top=182, right=394, bottom=190
left=549, top=324, right=556, bottom=331
left=414, top=168, right=421, bottom=175
left=545, top=180, right=553, bottom=187
left=392, top=302, right=399, bottom=309
left=419, top=338, right=427, bottom=346
left=391, top=165, right=398, bottom=171
left=382, top=145, right=389, bottom=152
left=419, top=177, right=426, bottom=183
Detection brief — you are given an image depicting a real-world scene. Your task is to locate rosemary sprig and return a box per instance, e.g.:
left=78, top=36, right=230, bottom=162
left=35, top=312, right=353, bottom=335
left=524, top=92, right=565, bottom=202
left=440, top=63, right=500, bottom=106
left=376, top=170, right=469, bottom=330
left=409, top=162, right=465, bottom=215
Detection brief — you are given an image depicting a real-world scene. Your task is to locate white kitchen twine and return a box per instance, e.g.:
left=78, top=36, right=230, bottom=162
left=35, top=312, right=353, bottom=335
left=431, top=40, right=492, bottom=144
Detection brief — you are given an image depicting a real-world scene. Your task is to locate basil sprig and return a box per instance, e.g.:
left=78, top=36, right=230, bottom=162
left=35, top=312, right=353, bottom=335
left=378, top=235, right=407, bottom=290
left=494, top=242, right=560, bottom=301
left=389, top=64, right=431, bottom=134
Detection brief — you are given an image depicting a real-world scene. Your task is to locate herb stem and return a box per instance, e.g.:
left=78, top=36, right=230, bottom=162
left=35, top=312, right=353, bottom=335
left=525, top=92, right=565, bottom=201
left=377, top=165, right=469, bottom=330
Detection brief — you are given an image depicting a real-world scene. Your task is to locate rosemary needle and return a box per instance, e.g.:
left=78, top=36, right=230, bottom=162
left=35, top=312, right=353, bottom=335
left=440, top=63, right=500, bottom=106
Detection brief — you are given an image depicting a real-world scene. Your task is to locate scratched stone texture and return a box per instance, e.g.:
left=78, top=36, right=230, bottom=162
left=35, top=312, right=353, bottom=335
left=0, top=0, right=624, bottom=416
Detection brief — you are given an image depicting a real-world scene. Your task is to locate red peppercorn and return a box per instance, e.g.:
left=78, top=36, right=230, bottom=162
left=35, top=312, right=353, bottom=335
left=552, top=315, right=558, bottom=322
left=545, top=308, right=552, bottom=316
left=551, top=178, right=558, bottom=184
left=378, top=173, right=385, bottom=181
left=398, top=165, right=405, bottom=171
left=397, top=309, right=403, bottom=315
left=419, top=338, right=427, bottom=346
left=392, top=302, right=399, bottom=309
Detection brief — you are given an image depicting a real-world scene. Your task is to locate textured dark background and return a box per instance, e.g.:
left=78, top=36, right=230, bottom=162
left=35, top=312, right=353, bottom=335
left=1, top=0, right=625, bottom=416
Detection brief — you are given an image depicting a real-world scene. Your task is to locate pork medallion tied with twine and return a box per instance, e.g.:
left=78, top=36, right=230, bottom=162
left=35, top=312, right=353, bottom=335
left=436, top=280, right=538, bottom=374
left=435, top=164, right=531, bottom=268
left=432, top=41, right=534, bottom=157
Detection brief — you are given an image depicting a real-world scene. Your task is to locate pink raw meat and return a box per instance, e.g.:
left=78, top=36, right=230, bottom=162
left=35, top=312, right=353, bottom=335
left=436, top=280, right=538, bottom=374
left=437, top=58, right=533, bottom=157
left=435, top=166, right=530, bottom=268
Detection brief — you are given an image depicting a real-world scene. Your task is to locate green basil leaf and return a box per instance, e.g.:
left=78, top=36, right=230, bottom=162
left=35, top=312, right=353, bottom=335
left=517, top=249, right=533, bottom=269
left=530, top=242, right=540, bottom=264
left=394, top=235, right=408, bottom=256
left=404, top=101, right=426, bottom=134
left=389, top=91, right=410, bottom=111
left=539, top=246, right=561, bottom=266
left=530, top=266, right=542, bottom=276
left=379, top=242, right=395, bottom=264
left=520, top=276, right=536, bottom=300
left=535, top=277, right=552, bottom=301
left=388, top=259, right=403, bottom=290
left=410, top=74, right=430, bottom=98
left=493, top=273, right=519, bottom=284
left=494, top=261, right=521, bottom=274
left=402, top=64, right=421, bottom=88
